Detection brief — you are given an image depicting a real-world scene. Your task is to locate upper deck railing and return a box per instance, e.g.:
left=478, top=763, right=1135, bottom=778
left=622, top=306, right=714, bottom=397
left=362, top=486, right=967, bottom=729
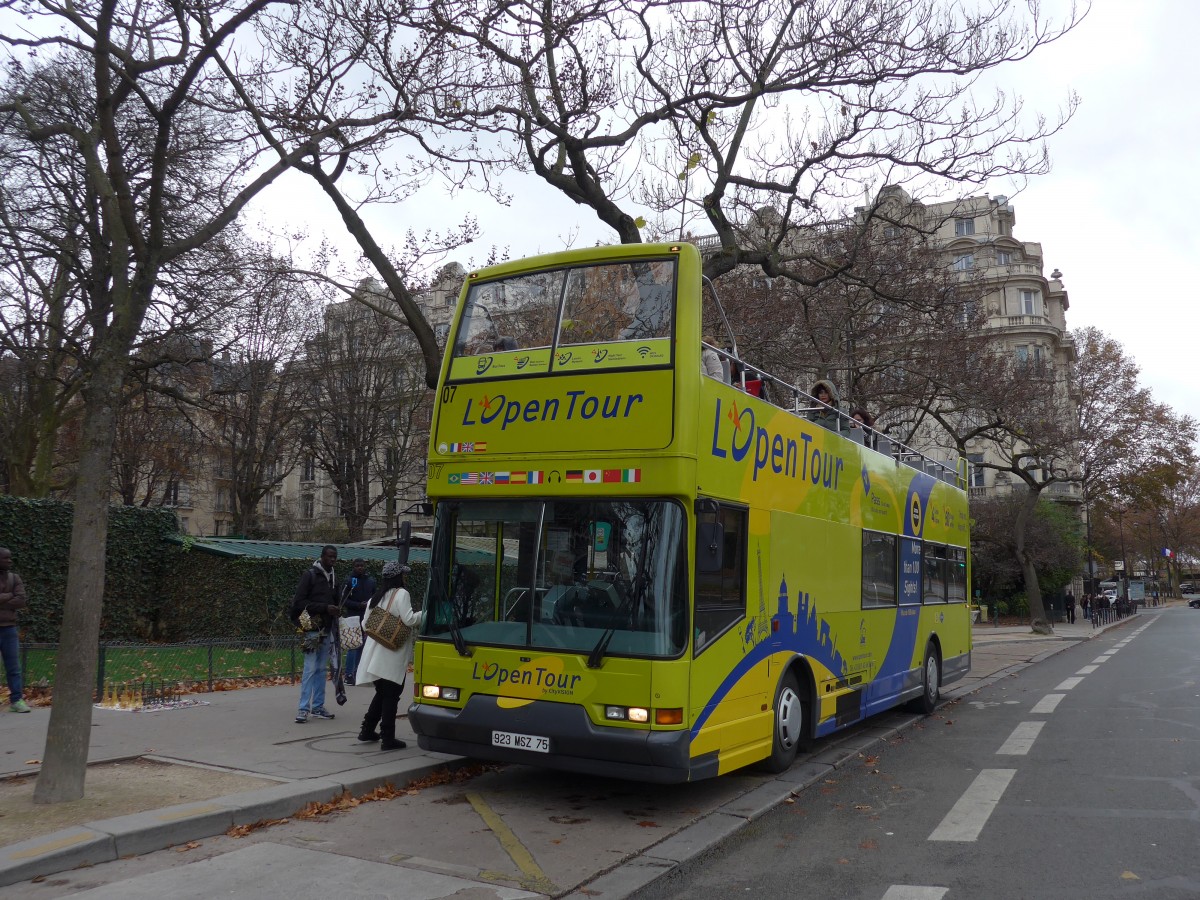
left=703, top=343, right=966, bottom=489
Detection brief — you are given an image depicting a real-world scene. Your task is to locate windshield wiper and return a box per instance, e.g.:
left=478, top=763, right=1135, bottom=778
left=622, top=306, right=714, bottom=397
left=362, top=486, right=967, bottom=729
left=586, top=578, right=642, bottom=669
left=449, top=617, right=472, bottom=657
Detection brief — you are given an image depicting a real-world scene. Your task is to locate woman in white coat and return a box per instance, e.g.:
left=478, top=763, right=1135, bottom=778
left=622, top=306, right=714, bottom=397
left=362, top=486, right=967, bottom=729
left=356, top=561, right=425, bottom=750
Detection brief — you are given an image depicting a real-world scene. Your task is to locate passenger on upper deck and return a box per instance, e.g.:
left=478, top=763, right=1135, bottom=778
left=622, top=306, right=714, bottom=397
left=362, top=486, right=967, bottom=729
left=850, top=407, right=876, bottom=448
left=810, top=379, right=841, bottom=432
left=701, top=337, right=726, bottom=381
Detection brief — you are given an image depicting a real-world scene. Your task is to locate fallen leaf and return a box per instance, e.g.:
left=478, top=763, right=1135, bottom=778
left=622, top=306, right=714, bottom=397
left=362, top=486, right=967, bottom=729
left=853, top=804, right=872, bottom=811
left=1121, top=871, right=1140, bottom=881
left=24, top=759, right=40, bottom=765
left=175, top=841, right=201, bottom=852
left=860, top=839, right=879, bottom=850
left=636, top=821, right=659, bottom=828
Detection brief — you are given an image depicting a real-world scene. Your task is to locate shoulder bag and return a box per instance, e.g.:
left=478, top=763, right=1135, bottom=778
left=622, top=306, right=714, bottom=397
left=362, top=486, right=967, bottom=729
left=363, top=590, right=411, bottom=651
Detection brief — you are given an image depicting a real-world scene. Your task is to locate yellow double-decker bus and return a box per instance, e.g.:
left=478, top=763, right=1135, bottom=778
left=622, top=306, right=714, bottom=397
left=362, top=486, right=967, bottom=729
left=409, top=242, right=971, bottom=783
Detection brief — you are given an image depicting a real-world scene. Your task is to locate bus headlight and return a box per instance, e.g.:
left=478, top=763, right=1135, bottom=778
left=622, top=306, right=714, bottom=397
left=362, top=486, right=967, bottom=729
left=421, top=684, right=460, bottom=701
left=605, top=705, right=650, bottom=723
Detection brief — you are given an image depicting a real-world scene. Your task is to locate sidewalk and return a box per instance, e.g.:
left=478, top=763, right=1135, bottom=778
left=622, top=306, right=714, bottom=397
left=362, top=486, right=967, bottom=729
left=0, top=609, right=1150, bottom=889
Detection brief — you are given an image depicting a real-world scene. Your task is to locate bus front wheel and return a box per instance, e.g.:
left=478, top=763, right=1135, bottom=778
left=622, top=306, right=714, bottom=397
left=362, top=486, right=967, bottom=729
left=908, top=643, right=941, bottom=715
left=763, top=671, right=806, bottom=773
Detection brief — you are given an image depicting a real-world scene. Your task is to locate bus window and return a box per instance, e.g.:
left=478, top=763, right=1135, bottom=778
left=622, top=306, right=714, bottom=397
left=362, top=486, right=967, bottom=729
left=947, top=548, right=967, bottom=603
left=694, top=505, right=746, bottom=653
left=862, top=531, right=898, bottom=608
left=923, top=544, right=948, bottom=603
left=452, top=270, right=563, bottom=358
left=558, top=260, right=675, bottom=347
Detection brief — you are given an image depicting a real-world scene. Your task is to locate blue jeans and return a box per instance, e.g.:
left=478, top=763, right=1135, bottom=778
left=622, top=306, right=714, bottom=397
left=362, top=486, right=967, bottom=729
left=344, top=645, right=362, bottom=679
left=297, top=632, right=331, bottom=713
left=0, top=626, right=23, bottom=704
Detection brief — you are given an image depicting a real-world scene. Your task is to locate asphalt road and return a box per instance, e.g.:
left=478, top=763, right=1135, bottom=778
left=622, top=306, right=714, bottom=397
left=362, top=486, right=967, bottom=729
left=630, top=607, right=1200, bottom=900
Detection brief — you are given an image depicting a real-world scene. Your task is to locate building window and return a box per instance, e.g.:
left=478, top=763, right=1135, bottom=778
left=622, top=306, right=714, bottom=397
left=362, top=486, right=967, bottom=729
left=1020, top=289, right=1038, bottom=315
left=954, top=218, right=975, bottom=236
left=301, top=495, right=314, bottom=519
left=882, top=226, right=899, bottom=238
left=996, top=250, right=1011, bottom=265
left=302, top=456, right=316, bottom=482
left=1015, top=345, right=1029, bottom=363
left=953, top=254, right=974, bottom=271
left=967, top=453, right=986, bottom=488
left=179, top=517, right=189, bottom=533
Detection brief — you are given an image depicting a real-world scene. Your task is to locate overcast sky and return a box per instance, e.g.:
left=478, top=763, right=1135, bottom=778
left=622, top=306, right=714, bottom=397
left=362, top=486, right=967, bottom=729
left=256, top=1, right=1196, bottom=425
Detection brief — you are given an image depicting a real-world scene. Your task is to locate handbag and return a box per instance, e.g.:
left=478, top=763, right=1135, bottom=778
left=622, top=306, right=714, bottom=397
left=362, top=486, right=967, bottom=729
left=363, top=591, right=411, bottom=651
left=339, top=615, right=364, bottom=651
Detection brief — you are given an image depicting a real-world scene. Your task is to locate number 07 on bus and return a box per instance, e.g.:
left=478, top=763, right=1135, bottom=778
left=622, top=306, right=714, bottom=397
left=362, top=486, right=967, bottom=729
left=409, top=242, right=971, bottom=783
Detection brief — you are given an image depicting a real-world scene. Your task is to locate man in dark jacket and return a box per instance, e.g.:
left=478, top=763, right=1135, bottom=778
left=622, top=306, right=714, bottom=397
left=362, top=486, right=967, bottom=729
left=341, top=558, right=375, bottom=685
left=0, top=548, right=30, bottom=713
left=291, top=545, right=341, bottom=723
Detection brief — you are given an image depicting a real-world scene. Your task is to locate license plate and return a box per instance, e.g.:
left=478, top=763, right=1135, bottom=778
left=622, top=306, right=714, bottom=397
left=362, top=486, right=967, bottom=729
left=492, top=730, right=550, bottom=753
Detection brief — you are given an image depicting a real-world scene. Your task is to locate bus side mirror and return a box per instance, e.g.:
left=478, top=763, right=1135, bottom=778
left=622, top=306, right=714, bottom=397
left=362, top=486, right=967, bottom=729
left=696, top=522, right=725, bottom=573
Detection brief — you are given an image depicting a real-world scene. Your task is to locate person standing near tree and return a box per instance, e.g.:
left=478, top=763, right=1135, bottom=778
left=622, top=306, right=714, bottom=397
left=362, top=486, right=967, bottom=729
left=341, top=558, right=375, bottom=685
left=1063, top=589, right=1076, bottom=624
left=0, top=548, right=31, bottom=713
left=290, top=545, right=341, bottom=723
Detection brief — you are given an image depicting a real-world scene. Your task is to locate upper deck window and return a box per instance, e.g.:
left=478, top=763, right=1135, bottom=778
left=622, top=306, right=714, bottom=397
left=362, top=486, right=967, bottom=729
left=449, top=258, right=677, bottom=380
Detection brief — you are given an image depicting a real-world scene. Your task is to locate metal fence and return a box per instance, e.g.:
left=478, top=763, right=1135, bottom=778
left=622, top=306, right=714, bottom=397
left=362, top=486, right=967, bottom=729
left=19, top=636, right=303, bottom=701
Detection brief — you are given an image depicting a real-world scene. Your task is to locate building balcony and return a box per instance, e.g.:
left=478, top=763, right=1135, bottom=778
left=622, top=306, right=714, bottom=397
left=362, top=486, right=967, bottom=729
left=986, top=314, right=1063, bottom=338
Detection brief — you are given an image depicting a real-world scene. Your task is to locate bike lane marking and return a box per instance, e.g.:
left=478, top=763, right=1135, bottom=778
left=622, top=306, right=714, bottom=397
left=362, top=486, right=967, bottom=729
left=881, top=886, right=948, bottom=899
left=996, top=721, right=1044, bottom=755
left=928, top=769, right=1017, bottom=842
left=1030, top=693, right=1065, bottom=714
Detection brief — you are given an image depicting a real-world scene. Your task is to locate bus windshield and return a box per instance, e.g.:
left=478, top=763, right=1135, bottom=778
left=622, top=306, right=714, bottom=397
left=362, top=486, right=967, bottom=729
left=426, top=498, right=688, bottom=658
left=449, top=258, right=676, bottom=378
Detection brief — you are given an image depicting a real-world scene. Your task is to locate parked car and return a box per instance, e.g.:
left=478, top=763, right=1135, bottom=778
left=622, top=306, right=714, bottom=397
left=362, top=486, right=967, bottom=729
left=1180, top=582, right=1195, bottom=594
left=1188, top=596, right=1200, bottom=609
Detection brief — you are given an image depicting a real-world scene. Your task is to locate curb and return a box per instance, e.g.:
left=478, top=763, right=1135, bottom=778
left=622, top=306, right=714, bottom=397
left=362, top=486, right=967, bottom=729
left=0, top=755, right=458, bottom=888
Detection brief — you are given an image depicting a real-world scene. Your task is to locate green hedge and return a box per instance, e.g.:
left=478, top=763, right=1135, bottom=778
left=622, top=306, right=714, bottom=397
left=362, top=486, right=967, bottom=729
left=0, top=495, right=179, bottom=641
left=1, top=494, right=430, bottom=642
left=158, top=554, right=430, bottom=639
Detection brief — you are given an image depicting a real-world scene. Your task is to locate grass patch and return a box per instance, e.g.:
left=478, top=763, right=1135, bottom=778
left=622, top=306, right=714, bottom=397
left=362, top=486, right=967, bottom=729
left=21, top=641, right=302, bottom=689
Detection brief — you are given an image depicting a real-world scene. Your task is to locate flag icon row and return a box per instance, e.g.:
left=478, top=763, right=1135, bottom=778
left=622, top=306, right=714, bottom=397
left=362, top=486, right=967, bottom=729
left=448, top=468, right=641, bottom=486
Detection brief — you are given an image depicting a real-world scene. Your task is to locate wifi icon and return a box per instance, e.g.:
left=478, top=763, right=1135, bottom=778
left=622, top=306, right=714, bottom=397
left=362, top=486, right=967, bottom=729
left=636, top=346, right=652, bottom=358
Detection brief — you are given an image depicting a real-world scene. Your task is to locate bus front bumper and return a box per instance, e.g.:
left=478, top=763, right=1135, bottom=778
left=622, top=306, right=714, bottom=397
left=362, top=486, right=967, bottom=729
left=409, top=696, right=716, bottom=784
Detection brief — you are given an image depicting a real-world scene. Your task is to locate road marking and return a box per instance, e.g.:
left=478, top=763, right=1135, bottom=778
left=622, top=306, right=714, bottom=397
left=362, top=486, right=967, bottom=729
left=1092, top=656, right=1111, bottom=663
left=882, top=887, right=949, bottom=900
left=1076, top=665, right=1099, bottom=674
left=466, top=791, right=558, bottom=893
left=1056, top=677, right=1084, bottom=690
left=997, top=721, right=1044, bottom=755
left=1031, top=694, right=1065, bottom=714
left=929, top=769, right=1017, bottom=842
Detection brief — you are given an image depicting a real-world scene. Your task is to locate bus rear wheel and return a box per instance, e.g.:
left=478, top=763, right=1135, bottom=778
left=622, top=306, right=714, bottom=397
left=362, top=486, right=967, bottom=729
left=762, top=671, right=806, bottom=773
left=908, top=643, right=940, bottom=715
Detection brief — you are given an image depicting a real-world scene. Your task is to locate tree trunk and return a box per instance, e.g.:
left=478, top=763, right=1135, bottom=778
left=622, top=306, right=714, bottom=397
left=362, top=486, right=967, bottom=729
left=1012, top=484, right=1053, bottom=635
left=32, top=359, right=124, bottom=803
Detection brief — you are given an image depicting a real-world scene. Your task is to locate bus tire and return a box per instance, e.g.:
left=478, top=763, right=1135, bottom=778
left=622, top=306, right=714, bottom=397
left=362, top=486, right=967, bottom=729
left=908, top=643, right=940, bottom=715
left=762, top=671, right=805, bottom=773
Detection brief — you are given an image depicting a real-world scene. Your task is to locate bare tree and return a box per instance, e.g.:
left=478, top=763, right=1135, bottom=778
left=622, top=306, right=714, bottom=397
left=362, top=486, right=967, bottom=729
left=426, top=0, right=1080, bottom=285
left=206, top=262, right=321, bottom=537
left=301, top=290, right=433, bottom=540
left=0, top=3, right=312, bottom=803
